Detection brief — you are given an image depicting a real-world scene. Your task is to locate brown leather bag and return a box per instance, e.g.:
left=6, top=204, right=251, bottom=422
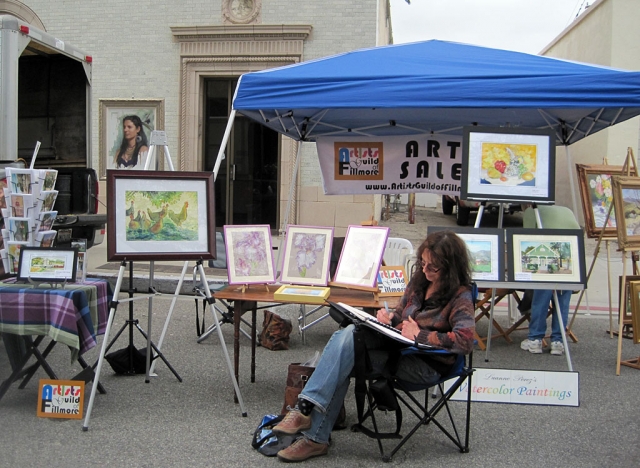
left=281, top=362, right=315, bottom=414
left=259, top=310, right=293, bottom=351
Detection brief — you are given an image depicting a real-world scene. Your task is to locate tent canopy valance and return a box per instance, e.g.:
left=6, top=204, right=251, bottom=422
left=231, top=40, right=640, bottom=145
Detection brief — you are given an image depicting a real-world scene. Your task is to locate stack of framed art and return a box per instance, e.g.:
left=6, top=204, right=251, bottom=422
left=222, top=224, right=390, bottom=300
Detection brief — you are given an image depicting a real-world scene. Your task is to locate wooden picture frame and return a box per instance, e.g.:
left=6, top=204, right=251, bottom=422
left=106, top=170, right=215, bottom=261
left=273, top=285, right=331, bottom=304
left=618, top=275, right=638, bottom=332
left=630, top=281, right=640, bottom=345
left=506, top=228, right=586, bottom=285
left=18, top=247, right=78, bottom=283
left=576, top=164, right=636, bottom=238
left=224, top=225, right=275, bottom=285
left=280, top=225, right=334, bottom=286
left=611, top=175, right=640, bottom=249
left=428, top=226, right=505, bottom=282
left=333, top=225, right=389, bottom=290
left=377, top=265, right=408, bottom=297
left=461, top=126, right=555, bottom=203
left=99, top=99, right=165, bottom=179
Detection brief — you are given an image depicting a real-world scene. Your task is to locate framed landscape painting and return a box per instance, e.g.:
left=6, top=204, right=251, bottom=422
left=611, top=176, right=640, bottom=249
left=506, top=228, right=586, bottom=285
left=461, top=126, right=555, bottom=203
left=224, top=225, right=276, bottom=285
left=280, top=225, right=334, bottom=286
left=332, top=225, right=389, bottom=289
left=107, top=170, right=215, bottom=261
left=576, top=164, right=636, bottom=238
left=428, top=226, right=505, bottom=282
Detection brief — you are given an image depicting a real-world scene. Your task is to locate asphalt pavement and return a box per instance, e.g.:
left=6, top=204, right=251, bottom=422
left=1, top=204, right=639, bottom=467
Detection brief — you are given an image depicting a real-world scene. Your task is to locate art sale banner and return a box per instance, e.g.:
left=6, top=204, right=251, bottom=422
left=316, top=134, right=463, bottom=195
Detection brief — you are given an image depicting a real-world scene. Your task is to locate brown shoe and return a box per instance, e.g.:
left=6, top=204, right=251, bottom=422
left=277, top=437, right=328, bottom=462
left=273, top=410, right=311, bottom=435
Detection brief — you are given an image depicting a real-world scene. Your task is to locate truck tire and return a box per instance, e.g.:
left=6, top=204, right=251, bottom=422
left=456, top=202, right=470, bottom=226
left=442, top=196, right=454, bottom=215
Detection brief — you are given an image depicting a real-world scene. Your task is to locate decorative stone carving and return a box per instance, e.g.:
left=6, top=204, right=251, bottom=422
left=222, top=0, right=261, bottom=25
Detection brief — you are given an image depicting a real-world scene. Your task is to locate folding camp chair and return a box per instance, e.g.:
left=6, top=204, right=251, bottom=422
left=351, top=284, right=477, bottom=462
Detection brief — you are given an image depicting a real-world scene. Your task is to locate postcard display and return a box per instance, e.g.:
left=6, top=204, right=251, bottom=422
left=0, top=167, right=59, bottom=275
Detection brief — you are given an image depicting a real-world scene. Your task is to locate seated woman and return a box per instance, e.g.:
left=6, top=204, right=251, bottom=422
left=274, top=230, right=476, bottom=462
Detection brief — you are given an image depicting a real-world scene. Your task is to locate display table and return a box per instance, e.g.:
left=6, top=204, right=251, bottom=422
left=0, top=278, right=113, bottom=400
left=213, top=284, right=398, bottom=400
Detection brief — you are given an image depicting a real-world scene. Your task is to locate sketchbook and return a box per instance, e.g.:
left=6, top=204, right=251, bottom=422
left=328, top=301, right=435, bottom=349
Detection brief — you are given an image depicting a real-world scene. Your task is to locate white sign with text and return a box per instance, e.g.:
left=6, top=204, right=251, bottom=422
left=444, top=368, right=579, bottom=407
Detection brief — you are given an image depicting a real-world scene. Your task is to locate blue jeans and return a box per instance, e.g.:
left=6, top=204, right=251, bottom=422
left=299, top=324, right=391, bottom=444
left=528, top=289, right=572, bottom=342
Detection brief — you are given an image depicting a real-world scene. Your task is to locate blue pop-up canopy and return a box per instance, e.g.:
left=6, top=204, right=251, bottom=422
left=230, top=40, right=640, bottom=145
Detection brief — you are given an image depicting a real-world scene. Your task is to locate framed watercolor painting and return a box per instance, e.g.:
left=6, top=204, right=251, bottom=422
left=576, top=164, right=636, bottom=238
left=618, top=275, right=639, bottom=339
left=280, top=225, right=334, bottom=286
left=376, top=265, right=408, bottom=297
left=224, top=225, right=276, bottom=285
left=611, top=176, right=640, bottom=249
left=332, top=225, right=389, bottom=290
left=106, top=170, right=215, bottom=261
left=99, top=99, right=165, bottom=179
left=17, top=247, right=78, bottom=283
left=506, top=228, right=586, bottom=285
left=461, top=126, right=556, bottom=203
left=427, top=226, right=505, bottom=282
left=630, top=281, right=640, bottom=345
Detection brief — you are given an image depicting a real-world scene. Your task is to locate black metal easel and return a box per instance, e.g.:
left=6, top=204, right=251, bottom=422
left=101, top=261, right=181, bottom=379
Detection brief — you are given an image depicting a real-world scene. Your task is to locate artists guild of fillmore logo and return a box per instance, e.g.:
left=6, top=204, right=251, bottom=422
left=334, top=142, right=384, bottom=181
left=37, top=380, right=84, bottom=418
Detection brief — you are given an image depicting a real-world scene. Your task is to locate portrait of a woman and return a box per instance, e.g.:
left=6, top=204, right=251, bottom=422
left=113, top=115, right=149, bottom=169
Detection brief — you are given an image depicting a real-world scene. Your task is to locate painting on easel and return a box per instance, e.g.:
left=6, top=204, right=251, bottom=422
left=611, top=176, right=640, bottom=249
left=576, top=164, right=637, bottom=238
left=107, top=170, right=215, bottom=261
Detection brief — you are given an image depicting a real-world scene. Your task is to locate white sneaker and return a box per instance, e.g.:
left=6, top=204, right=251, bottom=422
left=550, top=341, right=565, bottom=356
left=520, top=339, right=542, bottom=354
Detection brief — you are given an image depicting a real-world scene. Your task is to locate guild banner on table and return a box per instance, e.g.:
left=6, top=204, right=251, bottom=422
left=316, top=134, right=463, bottom=195
left=444, top=368, right=579, bottom=407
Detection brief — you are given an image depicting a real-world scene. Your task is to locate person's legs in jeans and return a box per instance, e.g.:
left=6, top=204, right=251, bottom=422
left=549, top=290, right=572, bottom=343
left=528, top=289, right=553, bottom=341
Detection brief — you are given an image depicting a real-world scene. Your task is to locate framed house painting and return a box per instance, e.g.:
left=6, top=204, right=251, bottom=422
left=461, top=126, right=555, bottom=203
left=99, top=99, right=165, bottom=179
left=576, top=164, right=636, bottom=238
left=506, top=228, right=586, bottom=285
left=428, top=226, right=505, bottom=282
left=611, top=176, right=640, bottom=249
left=224, top=225, right=276, bottom=285
left=332, top=225, right=389, bottom=290
left=280, top=225, right=334, bottom=286
left=107, top=170, right=215, bottom=261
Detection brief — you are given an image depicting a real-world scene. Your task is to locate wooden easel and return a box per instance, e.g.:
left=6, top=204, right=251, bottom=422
left=569, top=150, right=638, bottom=340
left=612, top=148, right=640, bottom=373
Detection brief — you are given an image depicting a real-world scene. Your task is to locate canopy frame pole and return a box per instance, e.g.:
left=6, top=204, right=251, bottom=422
left=275, top=141, right=303, bottom=271
left=213, top=110, right=236, bottom=182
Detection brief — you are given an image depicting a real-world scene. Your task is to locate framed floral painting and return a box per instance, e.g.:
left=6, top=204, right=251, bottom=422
left=333, top=225, right=390, bottom=289
left=224, top=225, right=276, bottom=285
left=576, top=164, right=636, bottom=238
left=280, top=225, right=334, bottom=286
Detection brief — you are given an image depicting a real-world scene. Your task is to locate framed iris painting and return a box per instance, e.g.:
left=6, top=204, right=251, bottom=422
left=506, top=228, right=586, bottom=285
left=332, top=225, right=389, bottom=290
left=576, top=164, right=636, bottom=238
left=107, top=170, right=215, bottom=261
left=224, top=225, right=276, bottom=285
left=461, top=126, right=555, bottom=203
left=280, top=225, right=334, bottom=286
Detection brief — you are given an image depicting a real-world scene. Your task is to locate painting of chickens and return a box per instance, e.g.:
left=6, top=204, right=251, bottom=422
left=124, top=191, right=198, bottom=241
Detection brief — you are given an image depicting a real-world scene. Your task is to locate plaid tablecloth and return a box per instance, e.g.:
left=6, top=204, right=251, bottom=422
left=0, top=279, right=113, bottom=361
